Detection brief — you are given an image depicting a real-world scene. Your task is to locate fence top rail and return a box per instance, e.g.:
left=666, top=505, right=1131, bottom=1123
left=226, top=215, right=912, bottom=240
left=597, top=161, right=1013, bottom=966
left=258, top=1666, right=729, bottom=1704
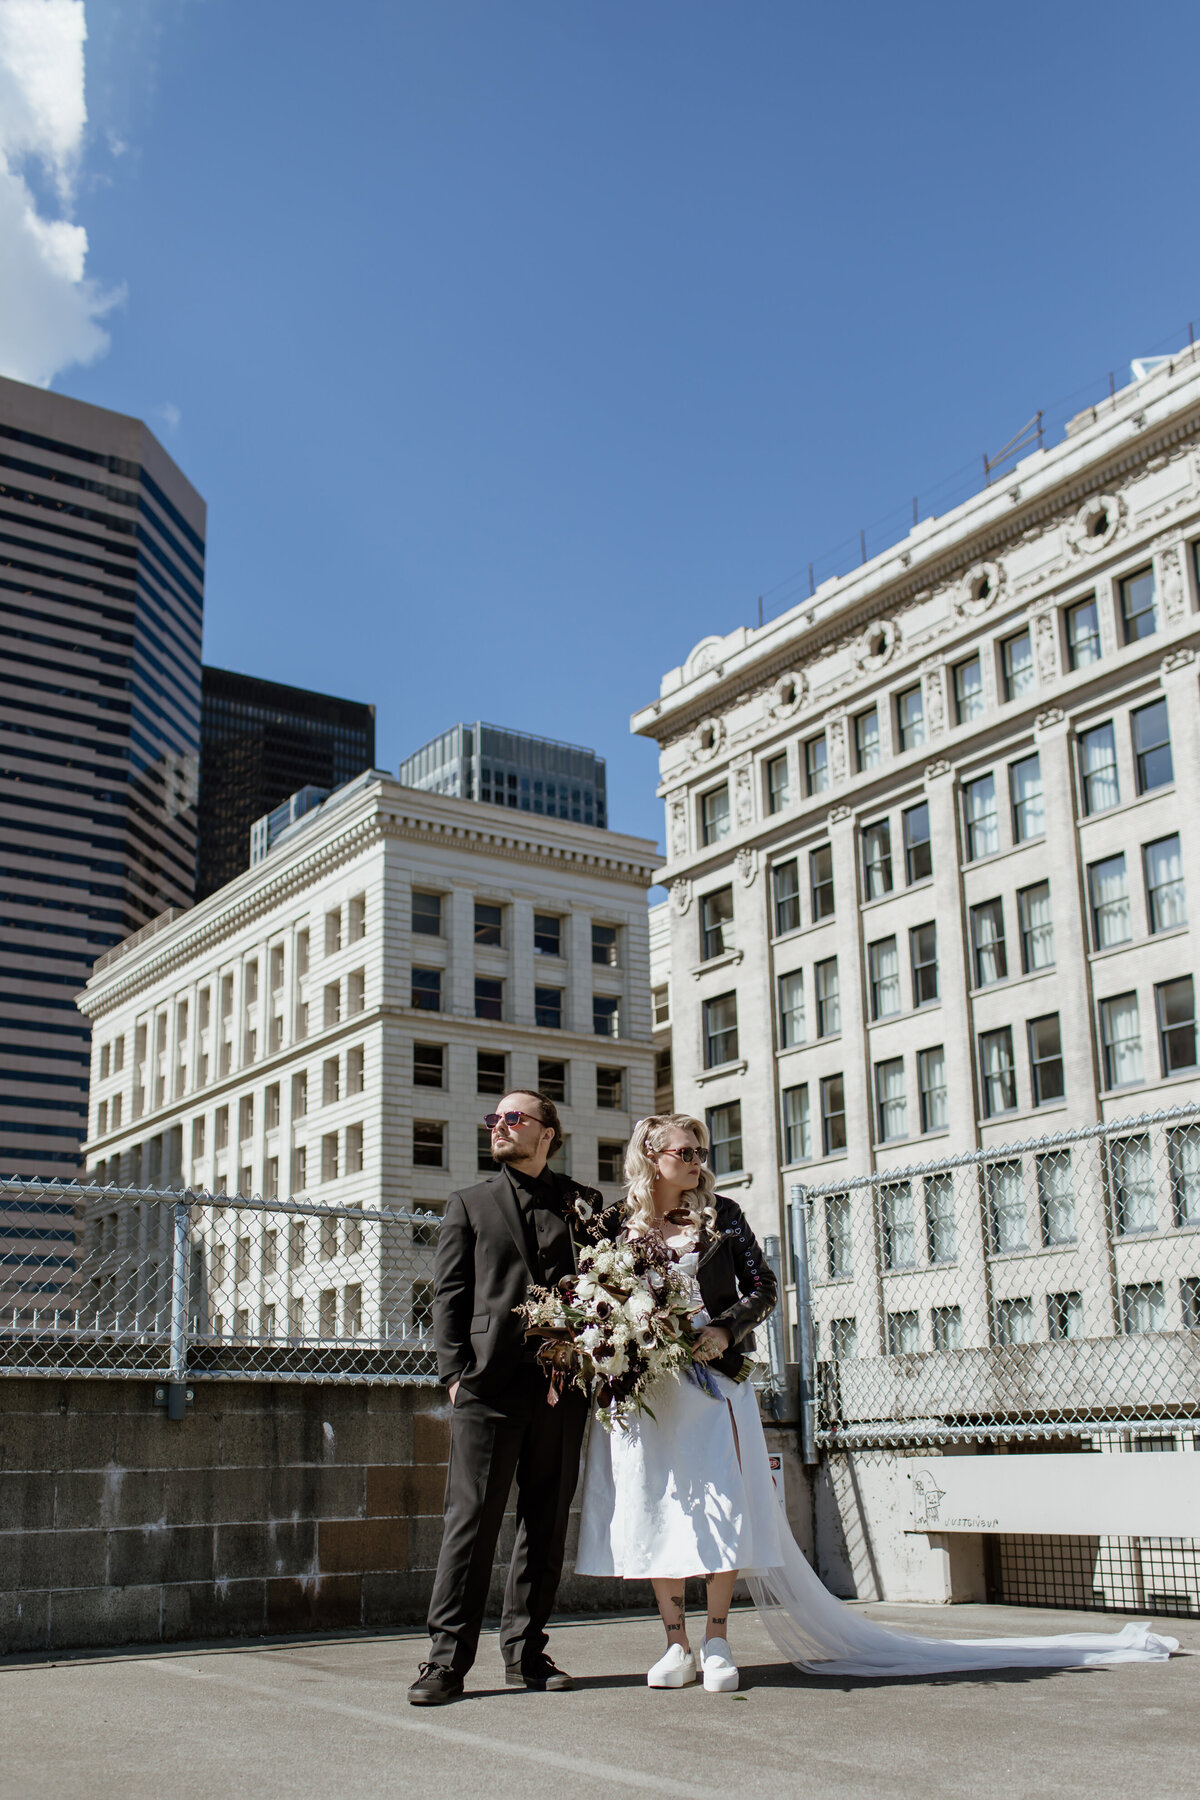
left=787, top=1100, right=1200, bottom=1200
left=0, top=1178, right=440, bottom=1228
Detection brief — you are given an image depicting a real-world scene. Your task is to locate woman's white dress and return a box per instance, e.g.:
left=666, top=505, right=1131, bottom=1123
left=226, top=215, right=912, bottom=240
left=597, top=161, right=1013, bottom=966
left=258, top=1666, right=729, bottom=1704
left=575, top=1249, right=1178, bottom=1676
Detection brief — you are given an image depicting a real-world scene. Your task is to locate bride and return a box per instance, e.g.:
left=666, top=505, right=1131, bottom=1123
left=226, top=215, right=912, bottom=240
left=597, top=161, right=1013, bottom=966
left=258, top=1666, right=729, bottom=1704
left=575, top=1113, right=1179, bottom=1690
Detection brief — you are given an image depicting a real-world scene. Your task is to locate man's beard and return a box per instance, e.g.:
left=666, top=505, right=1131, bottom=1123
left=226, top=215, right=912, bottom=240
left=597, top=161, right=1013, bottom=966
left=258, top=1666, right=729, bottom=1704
left=491, top=1138, right=522, bottom=1163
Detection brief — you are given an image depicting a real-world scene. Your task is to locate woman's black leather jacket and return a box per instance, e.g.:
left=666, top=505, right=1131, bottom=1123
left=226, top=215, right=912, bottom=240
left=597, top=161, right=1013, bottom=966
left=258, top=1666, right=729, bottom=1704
left=694, top=1193, right=778, bottom=1381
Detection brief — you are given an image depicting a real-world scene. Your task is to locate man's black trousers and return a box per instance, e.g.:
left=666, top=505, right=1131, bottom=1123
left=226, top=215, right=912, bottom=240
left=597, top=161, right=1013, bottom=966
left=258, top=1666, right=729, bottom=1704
left=426, top=1367, right=587, bottom=1674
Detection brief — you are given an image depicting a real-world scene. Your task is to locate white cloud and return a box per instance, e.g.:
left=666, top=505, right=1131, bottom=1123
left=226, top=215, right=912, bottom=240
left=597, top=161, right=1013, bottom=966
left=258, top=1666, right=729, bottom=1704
left=0, top=0, right=122, bottom=387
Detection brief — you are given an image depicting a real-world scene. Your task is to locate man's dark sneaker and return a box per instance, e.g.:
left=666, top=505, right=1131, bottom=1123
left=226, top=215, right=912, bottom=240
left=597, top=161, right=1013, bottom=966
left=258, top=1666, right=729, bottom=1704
left=505, top=1655, right=574, bottom=1691
left=408, top=1662, right=464, bottom=1705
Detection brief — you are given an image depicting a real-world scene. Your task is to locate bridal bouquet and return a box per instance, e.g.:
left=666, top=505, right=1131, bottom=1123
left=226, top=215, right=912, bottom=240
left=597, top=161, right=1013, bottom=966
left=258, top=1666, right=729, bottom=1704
left=519, top=1233, right=699, bottom=1429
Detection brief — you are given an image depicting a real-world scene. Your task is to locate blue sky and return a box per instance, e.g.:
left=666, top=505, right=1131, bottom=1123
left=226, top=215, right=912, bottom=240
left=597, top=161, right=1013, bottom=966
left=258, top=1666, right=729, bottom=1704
left=11, top=0, right=1200, bottom=851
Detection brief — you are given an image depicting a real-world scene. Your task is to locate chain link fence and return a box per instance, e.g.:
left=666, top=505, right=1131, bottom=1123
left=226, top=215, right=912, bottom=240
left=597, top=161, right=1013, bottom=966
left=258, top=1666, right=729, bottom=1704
left=790, top=1103, right=1200, bottom=1450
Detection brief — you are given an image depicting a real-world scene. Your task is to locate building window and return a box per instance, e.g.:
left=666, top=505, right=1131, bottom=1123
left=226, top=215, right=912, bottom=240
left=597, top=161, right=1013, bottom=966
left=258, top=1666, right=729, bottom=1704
left=322, top=1058, right=339, bottom=1107
left=910, top=923, right=938, bottom=1005
left=1002, top=630, right=1035, bottom=701
left=348, top=894, right=366, bottom=943
left=1122, top=1282, right=1166, bottom=1335
left=1037, top=1150, right=1075, bottom=1244
left=413, top=1121, right=445, bottom=1168
left=291, top=1072, right=307, bottom=1120
left=592, top=923, right=619, bottom=967
left=475, top=901, right=503, bottom=947
left=855, top=708, right=881, bottom=771
left=1088, top=855, right=1130, bottom=949
left=291, top=1145, right=307, bottom=1193
left=1047, top=1292, right=1083, bottom=1340
left=782, top=1084, right=810, bottom=1163
left=766, top=752, right=790, bottom=813
left=535, top=986, right=564, bottom=1029
left=810, top=844, right=835, bottom=918
left=887, top=1310, right=921, bottom=1355
left=970, top=899, right=1007, bottom=986
left=875, top=1060, right=907, bottom=1142
left=1168, top=1125, right=1200, bottom=1227
left=707, top=1101, right=743, bottom=1176
left=414, top=1044, right=445, bottom=1089
left=820, top=1074, right=846, bottom=1154
left=597, top=1141, right=625, bottom=1183
left=1101, top=992, right=1143, bottom=1087
left=701, top=887, right=735, bottom=960
left=411, top=1280, right=434, bottom=1336
left=412, top=967, right=442, bottom=1011
left=896, top=685, right=925, bottom=751
left=979, top=1027, right=1017, bottom=1116
left=1119, top=566, right=1157, bottom=643
left=881, top=1180, right=918, bottom=1267
left=1079, top=722, right=1119, bottom=813
left=868, top=937, right=901, bottom=1019
left=323, top=982, right=341, bottom=1029
left=321, top=1132, right=339, bottom=1183
left=830, top=1314, right=857, bottom=1357
left=1010, top=753, right=1044, bottom=841
left=1184, top=1276, right=1200, bottom=1329
left=215, top=1103, right=229, bottom=1149
left=534, top=913, right=562, bottom=957
left=347, top=1046, right=364, bottom=1095
left=325, top=909, right=342, bottom=956
left=902, top=801, right=931, bottom=883
left=772, top=861, right=800, bottom=935
left=1066, top=597, right=1101, bottom=669
left=1131, top=698, right=1173, bottom=793
left=1144, top=835, right=1186, bottom=932
left=477, top=1050, right=507, bottom=1095
left=596, top=1067, right=624, bottom=1110
left=701, top=786, right=731, bottom=846
left=931, top=1305, right=962, bottom=1351
left=825, top=1197, right=852, bottom=1279
left=1017, top=882, right=1055, bottom=972
left=918, top=1047, right=947, bottom=1132
left=815, top=958, right=840, bottom=1036
left=804, top=734, right=829, bottom=795
left=987, top=1160, right=1027, bottom=1252
left=346, top=1124, right=364, bottom=1175
left=652, top=985, right=670, bottom=1026
left=925, top=1171, right=956, bottom=1261
left=538, top=1057, right=566, bottom=1102
left=1028, top=1013, right=1065, bottom=1105
left=778, top=971, right=805, bottom=1048
left=593, top=995, right=620, bottom=1038
left=1111, top=1134, right=1155, bottom=1234
left=411, top=892, right=442, bottom=936
left=1157, top=976, right=1197, bottom=1074
left=475, top=977, right=503, bottom=1021
left=703, top=992, right=738, bottom=1067
left=995, top=1297, right=1035, bottom=1346
left=347, top=968, right=365, bottom=1015
left=654, top=1044, right=673, bottom=1100
left=954, top=656, right=984, bottom=723
left=963, top=774, right=998, bottom=859
left=863, top=819, right=892, bottom=897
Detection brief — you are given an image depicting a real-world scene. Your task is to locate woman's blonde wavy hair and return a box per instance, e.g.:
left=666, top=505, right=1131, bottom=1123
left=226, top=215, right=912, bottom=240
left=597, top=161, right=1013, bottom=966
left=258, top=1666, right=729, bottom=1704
left=622, top=1113, right=718, bottom=1238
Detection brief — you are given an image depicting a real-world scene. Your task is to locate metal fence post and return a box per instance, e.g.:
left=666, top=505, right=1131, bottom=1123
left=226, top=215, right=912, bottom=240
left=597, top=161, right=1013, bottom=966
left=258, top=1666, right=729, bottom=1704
left=791, top=1183, right=818, bottom=1465
left=166, top=1197, right=190, bottom=1420
left=760, top=1234, right=786, bottom=1419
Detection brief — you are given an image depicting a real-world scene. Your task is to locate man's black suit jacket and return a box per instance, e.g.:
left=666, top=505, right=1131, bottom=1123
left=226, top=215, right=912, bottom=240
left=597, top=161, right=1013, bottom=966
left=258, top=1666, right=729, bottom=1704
left=432, top=1169, right=611, bottom=1400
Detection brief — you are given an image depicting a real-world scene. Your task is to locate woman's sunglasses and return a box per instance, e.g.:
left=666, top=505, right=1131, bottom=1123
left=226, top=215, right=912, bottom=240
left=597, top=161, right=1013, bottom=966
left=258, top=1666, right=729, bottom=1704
left=651, top=1145, right=709, bottom=1165
left=483, top=1110, right=543, bottom=1130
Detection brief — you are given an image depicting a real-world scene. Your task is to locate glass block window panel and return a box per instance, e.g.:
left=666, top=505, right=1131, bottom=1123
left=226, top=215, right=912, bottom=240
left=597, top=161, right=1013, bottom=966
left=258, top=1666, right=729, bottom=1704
left=778, top=971, right=805, bottom=1048
left=856, top=707, right=881, bottom=770
left=413, top=1043, right=445, bottom=1088
left=1111, top=1134, right=1156, bottom=1234
left=910, top=923, right=938, bottom=1005
left=995, top=1297, right=1036, bottom=1345
left=1037, top=1150, right=1075, bottom=1244
left=702, top=785, right=731, bottom=846
left=1010, top=754, right=1044, bottom=841
left=535, top=987, right=563, bottom=1029
left=1048, top=1291, right=1083, bottom=1341
left=766, top=752, right=790, bottom=813
left=903, top=801, right=932, bottom=883
left=881, top=1180, right=917, bottom=1266
left=534, top=914, right=562, bottom=956
left=707, top=1101, right=743, bottom=1176
left=773, top=859, right=800, bottom=935
left=954, top=656, right=985, bottom=722
left=987, top=1161, right=1027, bottom=1252
left=830, top=1315, right=858, bottom=1359
left=863, top=820, right=893, bottom=897
left=1144, top=835, right=1186, bottom=933
left=1120, top=566, right=1158, bottom=642
left=1002, top=631, right=1035, bottom=700
left=1156, top=976, right=1197, bottom=1073
left=1018, top=882, right=1055, bottom=971
left=980, top=1028, right=1017, bottom=1116
left=782, top=1084, right=810, bottom=1164
left=815, top=958, right=840, bottom=1036
left=887, top=1310, right=921, bottom=1355
left=1028, top=1013, right=1065, bottom=1105
left=413, top=1121, right=445, bottom=1168
left=875, top=1060, right=907, bottom=1142
left=475, top=977, right=503, bottom=1021
left=412, top=967, right=442, bottom=1012
left=701, top=886, right=735, bottom=960
left=1079, top=723, right=1119, bottom=813
left=1066, top=597, right=1101, bottom=669
left=474, top=901, right=503, bottom=947
left=1101, top=993, right=1143, bottom=1088
left=932, top=1305, right=962, bottom=1351
left=537, top=1057, right=566, bottom=1102
left=1122, top=1281, right=1166, bottom=1334
left=971, top=899, right=1007, bottom=986
left=596, top=1066, right=623, bottom=1110
left=1168, top=1125, right=1200, bottom=1226
left=868, top=937, right=901, bottom=1019
left=897, top=685, right=925, bottom=750
left=964, top=774, right=999, bottom=859
left=477, top=1050, right=507, bottom=1095
left=820, top=1074, right=846, bottom=1154
left=592, top=995, right=620, bottom=1038
left=825, top=1195, right=852, bottom=1278
left=592, top=924, right=619, bottom=967
left=924, top=1171, right=956, bottom=1261
left=1132, top=698, right=1173, bottom=793
left=918, top=1047, right=947, bottom=1133
left=703, top=992, right=738, bottom=1067
left=805, top=734, right=829, bottom=795
left=810, top=844, right=835, bottom=918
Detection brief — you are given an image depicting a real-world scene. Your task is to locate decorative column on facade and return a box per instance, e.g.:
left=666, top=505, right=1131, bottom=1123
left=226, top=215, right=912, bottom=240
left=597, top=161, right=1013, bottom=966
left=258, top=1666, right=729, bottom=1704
left=827, top=807, right=870, bottom=1175
left=509, top=896, right=536, bottom=1028
left=1158, top=648, right=1200, bottom=942
left=568, top=907, right=593, bottom=1040
left=1034, top=706, right=1099, bottom=1123
left=449, top=885, right=475, bottom=1019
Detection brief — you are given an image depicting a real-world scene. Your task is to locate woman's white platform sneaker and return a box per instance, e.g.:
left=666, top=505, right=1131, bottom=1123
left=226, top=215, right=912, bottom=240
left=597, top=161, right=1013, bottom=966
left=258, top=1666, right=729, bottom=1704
left=700, top=1638, right=739, bottom=1692
left=647, top=1643, right=697, bottom=1687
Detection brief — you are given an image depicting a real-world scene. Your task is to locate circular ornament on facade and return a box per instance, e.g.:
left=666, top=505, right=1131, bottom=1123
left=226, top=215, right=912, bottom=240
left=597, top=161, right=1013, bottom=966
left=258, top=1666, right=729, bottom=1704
left=690, top=716, right=725, bottom=762
left=1067, top=493, right=1122, bottom=553
left=684, top=636, right=726, bottom=683
left=854, top=617, right=898, bottom=673
left=957, top=560, right=1004, bottom=617
left=767, top=669, right=807, bottom=719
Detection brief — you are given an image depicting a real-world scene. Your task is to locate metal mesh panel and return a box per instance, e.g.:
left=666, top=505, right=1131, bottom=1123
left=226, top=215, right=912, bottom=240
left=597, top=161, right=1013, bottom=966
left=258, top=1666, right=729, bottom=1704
left=790, top=1103, right=1200, bottom=1449
left=0, top=1180, right=441, bottom=1385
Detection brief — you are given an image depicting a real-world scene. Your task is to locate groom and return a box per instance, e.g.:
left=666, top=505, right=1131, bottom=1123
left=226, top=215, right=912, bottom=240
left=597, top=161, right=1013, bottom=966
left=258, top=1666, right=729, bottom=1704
left=408, top=1090, right=615, bottom=1705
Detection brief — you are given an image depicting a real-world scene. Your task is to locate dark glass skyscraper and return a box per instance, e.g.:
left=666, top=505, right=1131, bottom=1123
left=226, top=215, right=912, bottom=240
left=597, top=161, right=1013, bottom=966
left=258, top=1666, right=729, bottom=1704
left=197, top=669, right=375, bottom=898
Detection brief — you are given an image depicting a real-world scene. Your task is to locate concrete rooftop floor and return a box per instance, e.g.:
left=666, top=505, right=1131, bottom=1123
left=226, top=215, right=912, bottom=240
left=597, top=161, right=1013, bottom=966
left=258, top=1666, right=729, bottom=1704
left=3, top=1602, right=1196, bottom=1800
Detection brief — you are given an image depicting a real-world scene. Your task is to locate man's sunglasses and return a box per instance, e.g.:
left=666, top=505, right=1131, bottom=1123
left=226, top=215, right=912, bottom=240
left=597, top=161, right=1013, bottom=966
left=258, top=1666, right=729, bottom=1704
left=484, top=1110, right=544, bottom=1130
left=650, top=1145, right=709, bottom=1165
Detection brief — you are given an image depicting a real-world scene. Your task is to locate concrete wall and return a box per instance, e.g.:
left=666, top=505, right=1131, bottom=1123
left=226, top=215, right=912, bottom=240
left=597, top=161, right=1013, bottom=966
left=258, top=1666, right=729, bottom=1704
left=813, top=1445, right=986, bottom=1604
